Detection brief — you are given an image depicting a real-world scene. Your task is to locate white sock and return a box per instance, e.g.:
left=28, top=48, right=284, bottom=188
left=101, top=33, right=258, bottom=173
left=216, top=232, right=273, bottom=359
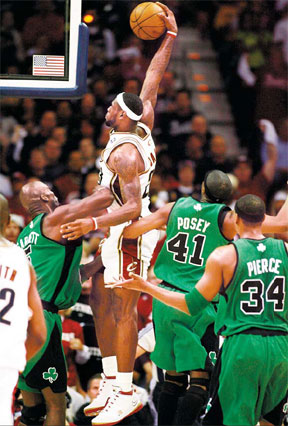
left=102, top=356, right=117, bottom=378
left=116, top=372, right=133, bottom=392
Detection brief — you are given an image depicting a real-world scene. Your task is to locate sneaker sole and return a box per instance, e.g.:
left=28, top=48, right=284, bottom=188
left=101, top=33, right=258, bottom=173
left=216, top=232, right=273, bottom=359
left=91, top=402, right=143, bottom=426
left=84, top=401, right=109, bottom=417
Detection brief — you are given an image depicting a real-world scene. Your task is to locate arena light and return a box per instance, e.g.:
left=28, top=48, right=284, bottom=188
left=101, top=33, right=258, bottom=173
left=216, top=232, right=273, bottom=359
left=83, top=13, right=94, bottom=24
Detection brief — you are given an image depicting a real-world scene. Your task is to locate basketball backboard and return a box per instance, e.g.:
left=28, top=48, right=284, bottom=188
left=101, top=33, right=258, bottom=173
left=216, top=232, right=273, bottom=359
left=0, top=0, right=89, bottom=98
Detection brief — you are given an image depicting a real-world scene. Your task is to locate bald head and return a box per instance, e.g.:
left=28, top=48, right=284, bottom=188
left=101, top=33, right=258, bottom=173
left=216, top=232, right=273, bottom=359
left=203, top=170, right=232, bottom=203
left=20, top=181, right=59, bottom=217
left=0, top=194, right=9, bottom=235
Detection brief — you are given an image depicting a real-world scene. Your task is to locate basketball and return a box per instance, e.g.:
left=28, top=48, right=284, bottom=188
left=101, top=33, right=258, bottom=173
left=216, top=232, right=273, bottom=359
left=130, top=2, right=166, bottom=40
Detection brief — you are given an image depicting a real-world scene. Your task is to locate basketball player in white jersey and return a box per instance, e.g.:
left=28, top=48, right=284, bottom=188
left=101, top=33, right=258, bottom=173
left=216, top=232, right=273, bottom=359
left=0, top=194, right=46, bottom=425
left=60, top=3, right=178, bottom=424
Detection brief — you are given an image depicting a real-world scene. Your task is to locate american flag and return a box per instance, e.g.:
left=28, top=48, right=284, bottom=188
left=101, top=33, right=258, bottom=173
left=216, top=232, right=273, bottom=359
left=33, top=55, right=65, bottom=76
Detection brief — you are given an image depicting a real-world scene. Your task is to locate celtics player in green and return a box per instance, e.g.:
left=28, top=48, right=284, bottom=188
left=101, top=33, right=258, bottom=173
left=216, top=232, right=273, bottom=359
left=118, top=170, right=235, bottom=425
left=110, top=194, right=288, bottom=426
left=115, top=172, right=288, bottom=426
left=17, top=181, right=112, bottom=426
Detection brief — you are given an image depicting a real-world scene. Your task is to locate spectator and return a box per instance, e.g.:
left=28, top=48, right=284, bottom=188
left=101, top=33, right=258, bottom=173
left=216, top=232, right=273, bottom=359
left=0, top=10, right=25, bottom=72
left=19, top=110, right=57, bottom=172
left=79, top=138, right=97, bottom=176
left=73, top=374, right=102, bottom=426
left=7, top=172, right=30, bottom=224
left=56, top=101, right=74, bottom=128
left=42, top=138, right=65, bottom=182
left=27, top=148, right=47, bottom=180
left=60, top=308, right=91, bottom=395
left=195, top=134, right=234, bottom=183
left=185, top=132, right=205, bottom=163
left=3, top=213, right=24, bottom=243
left=70, top=277, right=103, bottom=390
left=191, top=114, right=212, bottom=149
left=232, top=145, right=277, bottom=202
left=123, top=77, right=142, bottom=95
left=161, top=89, right=196, bottom=160
left=54, top=150, right=84, bottom=203
left=168, top=160, right=200, bottom=201
left=22, top=0, right=64, bottom=50
left=273, top=4, right=288, bottom=64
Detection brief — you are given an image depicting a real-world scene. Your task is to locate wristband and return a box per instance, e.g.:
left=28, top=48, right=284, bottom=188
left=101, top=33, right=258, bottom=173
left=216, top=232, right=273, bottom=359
left=89, top=217, right=98, bottom=231
left=167, top=31, right=177, bottom=38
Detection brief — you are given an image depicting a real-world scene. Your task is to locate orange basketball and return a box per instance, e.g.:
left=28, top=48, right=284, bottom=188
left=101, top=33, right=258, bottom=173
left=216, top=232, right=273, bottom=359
left=130, top=2, right=166, bottom=40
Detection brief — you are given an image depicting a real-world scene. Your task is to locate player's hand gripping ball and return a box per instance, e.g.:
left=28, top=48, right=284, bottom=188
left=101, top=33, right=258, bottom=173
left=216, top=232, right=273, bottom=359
left=130, top=2, right=166, bottom=40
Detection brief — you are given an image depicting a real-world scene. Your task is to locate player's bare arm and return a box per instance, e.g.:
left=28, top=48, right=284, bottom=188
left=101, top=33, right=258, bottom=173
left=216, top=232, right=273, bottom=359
left=221, top=210, right=237, bottom=240
left=140, top=2, right=178, bottom=129
left=123, top=202, right=174, bottom=238
left=262, top=197, right=288, bottom=233
left=61, top=144, right=143, bottom=240
left=109, top=245, right=236, bottom=316
left=25, top=265, right=46, bottom=361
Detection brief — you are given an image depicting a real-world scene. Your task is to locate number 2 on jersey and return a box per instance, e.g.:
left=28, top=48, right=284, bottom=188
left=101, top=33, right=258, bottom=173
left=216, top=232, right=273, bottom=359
left=0, top=288, right=15, bottom=325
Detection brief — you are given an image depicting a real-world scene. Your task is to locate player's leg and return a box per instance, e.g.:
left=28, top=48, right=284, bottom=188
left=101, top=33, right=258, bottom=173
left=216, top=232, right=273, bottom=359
left=91, top=286, right=142, bottom=425
left=158, top=371, right=188, bottom=425
left=41, top=387, right=66, bottom=426
left=19, top=390, right=46, bottom=426
left=173, top=314, right=216, bottom=425
left=177, top=370, right=210, bottom=425
left=85, top=272, right=117, bottom=417
left=203, top=334, right=263, bottom=426
left=261, top=335, right=288, bottom=426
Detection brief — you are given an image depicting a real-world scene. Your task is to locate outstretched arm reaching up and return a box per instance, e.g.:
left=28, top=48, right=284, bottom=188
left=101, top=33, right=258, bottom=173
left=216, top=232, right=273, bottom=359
left=140, top=2, right=178, bottom=130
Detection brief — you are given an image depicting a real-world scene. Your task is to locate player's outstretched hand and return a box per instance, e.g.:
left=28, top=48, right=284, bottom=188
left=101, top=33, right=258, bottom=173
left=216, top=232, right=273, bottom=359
left=156, top=2, right=178, bottom=34
left=61, top=218, right=93, bottom=240
left=105, top=272, right=148, bottom=292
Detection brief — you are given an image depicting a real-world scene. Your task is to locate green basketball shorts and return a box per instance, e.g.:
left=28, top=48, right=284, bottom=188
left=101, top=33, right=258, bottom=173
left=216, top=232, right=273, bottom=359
left=18, top=311, right=67, bottom=394
left=151, top=282, right=217, bottom=372
left=203, top=332, right=288, bottom=426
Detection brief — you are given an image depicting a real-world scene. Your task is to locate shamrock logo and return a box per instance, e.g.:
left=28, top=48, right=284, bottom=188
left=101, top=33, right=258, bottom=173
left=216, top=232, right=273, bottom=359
left=257, top=243, right=266, bottom=252
left=209, top=351, right=217, bottom=366
left=43, top=367, right=58, bottom=383
left=283, top=402, right=288, bottom=413
left=194, top=204, right=202, bottom=212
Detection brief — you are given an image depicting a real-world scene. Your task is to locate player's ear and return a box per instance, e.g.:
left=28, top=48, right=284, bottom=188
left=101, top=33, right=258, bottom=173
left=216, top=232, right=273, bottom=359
left=40, top=193, right=49, bottom=202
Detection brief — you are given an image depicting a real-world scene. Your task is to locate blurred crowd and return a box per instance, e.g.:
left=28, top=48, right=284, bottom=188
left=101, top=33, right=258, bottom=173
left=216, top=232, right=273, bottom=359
left=0, top=0, right=287, bottom=424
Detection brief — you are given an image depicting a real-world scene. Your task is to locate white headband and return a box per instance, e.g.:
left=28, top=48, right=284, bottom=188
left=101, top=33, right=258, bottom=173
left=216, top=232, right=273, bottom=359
left=116, top=92, right=143, bottom=121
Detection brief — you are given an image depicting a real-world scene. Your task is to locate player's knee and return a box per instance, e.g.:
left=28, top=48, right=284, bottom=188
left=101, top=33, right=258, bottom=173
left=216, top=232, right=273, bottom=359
left=186, top=384, right=209, bottom=406
left=190, top=375, right=210, bottom=391
left=162, top=373, right=188, bottom=397
left=20, top=403, right=46, bottom=426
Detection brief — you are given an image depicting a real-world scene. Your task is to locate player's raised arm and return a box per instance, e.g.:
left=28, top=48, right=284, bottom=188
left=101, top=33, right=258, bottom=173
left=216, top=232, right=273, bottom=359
left=262, top=197, right=288, bottom=233
left=123, top=202, right=174, bottom=238
left=140, top=2, right=178, bottom=129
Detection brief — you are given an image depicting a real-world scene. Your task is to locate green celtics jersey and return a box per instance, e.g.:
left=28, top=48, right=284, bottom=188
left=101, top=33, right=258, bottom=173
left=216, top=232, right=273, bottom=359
left=154, top=197, right=230, bottom=292
left=215, top=238, right=288, bottom=336
left=17, top=213, right=82, bottom=309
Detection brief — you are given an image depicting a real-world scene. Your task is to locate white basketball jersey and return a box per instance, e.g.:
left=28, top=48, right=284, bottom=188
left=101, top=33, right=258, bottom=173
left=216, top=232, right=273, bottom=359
left=99, top=122, right=156, bottom=215
left=0, top=241, right=31, bottom=371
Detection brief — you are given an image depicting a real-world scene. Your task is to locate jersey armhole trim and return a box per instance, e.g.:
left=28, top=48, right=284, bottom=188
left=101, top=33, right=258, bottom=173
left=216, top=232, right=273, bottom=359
left=221, top=243, right=238, bottom=294
left=218, top=206, right=232, bottom=242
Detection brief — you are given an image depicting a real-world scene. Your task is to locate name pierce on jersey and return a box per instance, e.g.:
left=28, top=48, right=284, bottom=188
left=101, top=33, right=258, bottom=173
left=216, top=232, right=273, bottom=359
left=247, top=258, right=282, bottom=277
left=177, top=217, right=211, bottom=233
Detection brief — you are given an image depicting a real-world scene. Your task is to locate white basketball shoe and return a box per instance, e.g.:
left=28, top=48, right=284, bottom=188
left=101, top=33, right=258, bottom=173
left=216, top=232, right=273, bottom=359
left=91, top=389, right=143, bottom=426
left=84, top=374, right=116, bottom=417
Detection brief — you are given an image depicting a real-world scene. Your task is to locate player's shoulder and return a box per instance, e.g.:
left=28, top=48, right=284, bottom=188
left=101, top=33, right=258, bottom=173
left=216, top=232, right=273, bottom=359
left=209, top=243, right=236, bottom=264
